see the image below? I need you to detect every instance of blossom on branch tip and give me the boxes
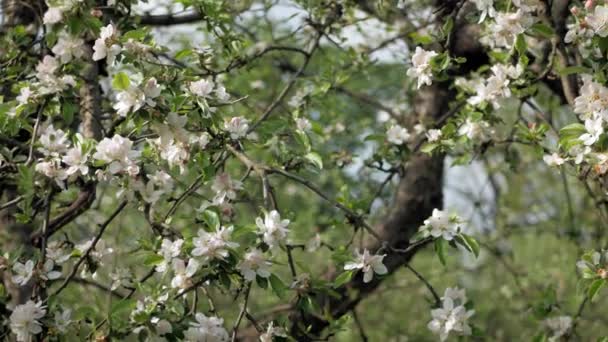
[344,249,388,283]
[419,209,462,241]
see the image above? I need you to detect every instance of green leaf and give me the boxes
[420,143,438,154]
[122,29,148,41]
[558,66,592,76]
[334,270,354,288]
[515,34,527,56]
[529,23,554,38]
[457,234,480,257]
[409,32,434,45]
[62,100,77,126]
[201,210,220,230]
[175,49,194,60]
[269,274,288,298]
[143,253,165,267]
[588,279,605,301]
[304,152,323,170]
[434,238,447,266]
[256,276,269,289]
[111,298,136,315]
[294,130,311,153]
[112,72,131,91]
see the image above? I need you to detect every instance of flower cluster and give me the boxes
[419,209,463,241]
[255,210,290,250]
[407,47,438,89]
[427,287,475,341]
[184,313,229,341]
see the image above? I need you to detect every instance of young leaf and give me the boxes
[434,238,447,266]
[588,279,605,302]
[112,72,131,91]
[458,233,480,257]
[334,270,354,288]
[269,274,288,299]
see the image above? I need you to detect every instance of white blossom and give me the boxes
[344,249,388,283]
[183,313,229,342]
[93,24,121,63]
[580,116,604,146]
[426,129,442,142]
[12,260,35,286]
[10,300,46,342]
[189,79,215,98]
[35,56,76,95]
[54,309,72,333]
[543,153,565,167]
[428,288,475,341]
[512,0,544,13]
[458,119,494,142]
[152,317,173,336]
[170,258,200,289]
[191,132,212,149]
[256,210,290,250]
[211,173,243,204]
[387,124,411,145]
[565,22,594,44]
[63,146,89,176]
[42,259,62,281]
[485,10,533,48]
[215,84,230,102]
[156,238,183,273]
[16,87,33,106]
[46,241,71,264]
[419,208,462,241]
[406,46,438,89]
[191,226,239,262]
[238,249,271,281]
[113,85,145,117]
[259,322,286,342]
[306,233,322,252]
[587,5,608,37]
[573,76,608,119]
[296,117,312,131]
[468,64,522,108]
[472,0,495,22]
[93,135,141,176]
[544,316,572,341]
[43,7,63,24]
[51,31,86,64]
[39,124,69,157]
[569,145,591,165]
[224,116,250,139]
[35,160,68,187]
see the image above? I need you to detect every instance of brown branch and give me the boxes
[30,182,96,245]
[51,200,128,297]
[139,11,205,26]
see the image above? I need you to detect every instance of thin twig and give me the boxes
[51,200,128,297]
[404,263,441,306]
[231,284,252,342]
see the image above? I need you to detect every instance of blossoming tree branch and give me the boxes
[0,0,607,340]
